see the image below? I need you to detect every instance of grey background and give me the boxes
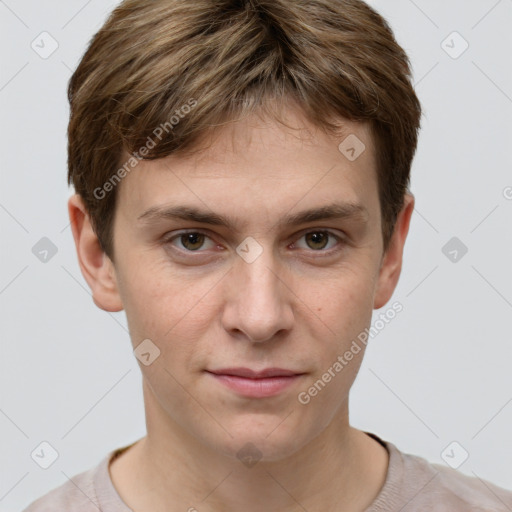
[1,0,511,510]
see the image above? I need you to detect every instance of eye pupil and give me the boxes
[181,233,205,251]
[306,232,329,250]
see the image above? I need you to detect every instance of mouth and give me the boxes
[205,367,306,398]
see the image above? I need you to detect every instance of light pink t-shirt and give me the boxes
[23,432,512,511]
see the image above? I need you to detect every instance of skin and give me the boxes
[69,103,414,512]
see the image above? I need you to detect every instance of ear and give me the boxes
[68,194,124,312]
[373,193,415,310]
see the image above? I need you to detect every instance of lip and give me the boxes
[208,367,302,378]
[206,368,306,398]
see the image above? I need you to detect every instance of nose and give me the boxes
[221,249,295,343]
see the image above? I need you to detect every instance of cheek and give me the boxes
[299,265,377,343]
[116,254,221,348]
[292,272,374,420]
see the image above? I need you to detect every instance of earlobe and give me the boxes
[68,194,124,312]
[373,193,415,310]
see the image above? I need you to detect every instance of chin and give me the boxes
[206,414,315,464]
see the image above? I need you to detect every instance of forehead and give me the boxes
[116,107,379,230]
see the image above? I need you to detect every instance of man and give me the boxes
[24,0,512,510]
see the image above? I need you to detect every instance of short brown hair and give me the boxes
[67,0,422,261]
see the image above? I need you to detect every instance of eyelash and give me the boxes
[162,229,346,257]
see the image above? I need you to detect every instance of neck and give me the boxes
[110,382,389,512]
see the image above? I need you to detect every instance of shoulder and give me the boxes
[22,455,109,512]
[397,445,512,511]
[365,432,512,512]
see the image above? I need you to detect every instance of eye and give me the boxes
[165,231,217,252]
[163,229,344,255]
[292,230,343,252]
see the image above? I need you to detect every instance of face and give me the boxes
[97,106,405,461]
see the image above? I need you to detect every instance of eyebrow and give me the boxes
[137,201,369,231]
